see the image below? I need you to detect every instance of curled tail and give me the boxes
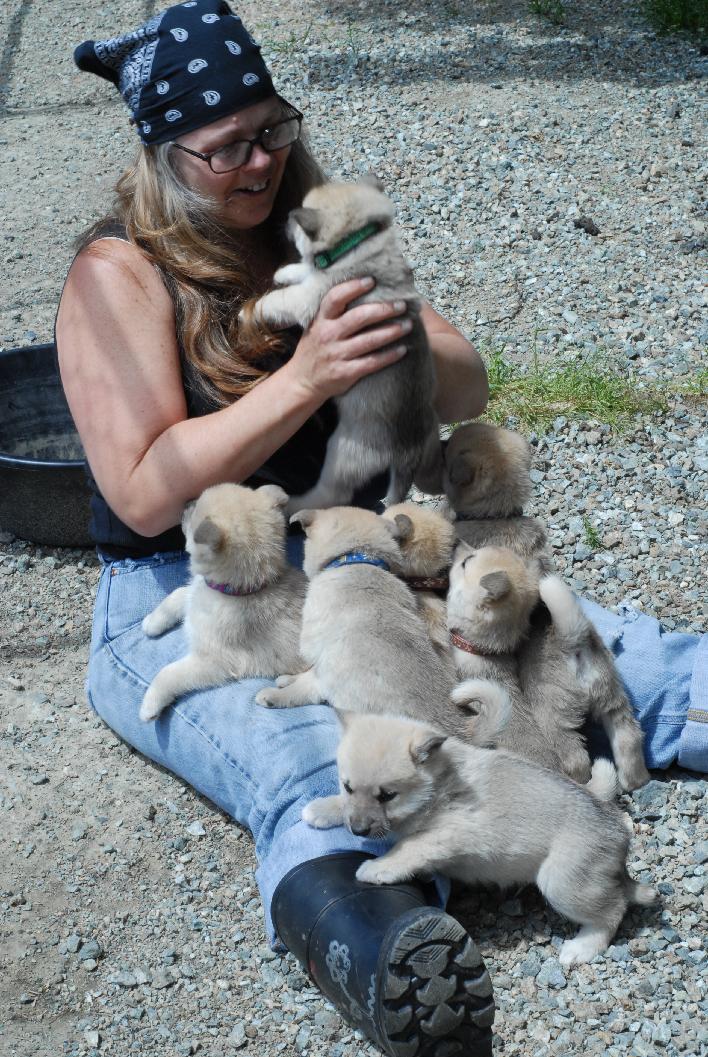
[451,678,512,747]
[585,758,620,801]
[538,574,591,647]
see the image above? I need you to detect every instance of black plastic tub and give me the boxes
[0,343,93,548]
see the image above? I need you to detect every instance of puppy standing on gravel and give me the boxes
[256,506,509,747]
[246,177,443,512]
[443,422,552,570]
[140,484,307,722]
[303,711,656,966]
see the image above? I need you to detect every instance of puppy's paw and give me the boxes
[355,858,406,886]
[302,796,343,829]
[275,673,298,688]
[558,933,606,967]
[139,688,169,722]
[255,685,298,709]
[142,611,166,637]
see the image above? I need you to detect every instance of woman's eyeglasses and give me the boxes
[169,99,303,174]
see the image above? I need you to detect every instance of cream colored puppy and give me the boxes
[304,712,656,967]
[247,176,443,511]
[140,483,306,721]
[381,501,456,655]
[256,506,509,747]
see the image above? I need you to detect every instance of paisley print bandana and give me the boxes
[74,0,276,145]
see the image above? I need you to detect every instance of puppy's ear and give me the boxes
[480,570,511,601]
[410,732,447,765]
[384,513,414,542]
[193,517,224,550]
[290,207,320,238]
[181,500,197,531]
[289,509,317,533]
[333,708,353,730]
[258,484,289,509]
[447,453,475,487]
[357,172,385,191]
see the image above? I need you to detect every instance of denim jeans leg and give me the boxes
[87,544,390,944]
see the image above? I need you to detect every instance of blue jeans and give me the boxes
[88,542,707,942]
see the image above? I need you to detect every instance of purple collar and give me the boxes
[204,578,265,596]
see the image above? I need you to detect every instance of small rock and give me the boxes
[186,820,206,837]
[79,939,102,962]
[229,1021,247,1048]
[573,215,600,236]
[536,957,567,989]
[66,934,82,954]
[84,1029,100,1048]
[110,970,138,988]
[151,966,177,989]
[30,774,49,786]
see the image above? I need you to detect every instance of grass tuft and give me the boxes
[528,0,567,26]
[583,518,602,550]
[643,0,707,35]
[484,345,671,432]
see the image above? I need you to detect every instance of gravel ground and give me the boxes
[1,2,706,1056]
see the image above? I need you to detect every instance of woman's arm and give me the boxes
[420,301,488,424]
[56,239,410,537]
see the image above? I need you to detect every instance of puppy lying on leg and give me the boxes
[304,711,656,966]
[140,484,307,721]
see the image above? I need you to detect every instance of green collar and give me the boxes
[313,222,381,270]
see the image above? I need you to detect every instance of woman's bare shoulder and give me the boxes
[63,235,173,314]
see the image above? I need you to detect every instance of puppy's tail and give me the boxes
[539,575,591,648]
[585,758,620,801]
[451,678,512,747]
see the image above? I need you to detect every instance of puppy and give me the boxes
[447,541,565,773]
[304,712,656,966]
[380,501,456,655]
[446,425,649,789]
[443,422,552,571]
[140,484,307,721]
[256,506,509,747]
[248,176,443,511]
[519,576,650,790]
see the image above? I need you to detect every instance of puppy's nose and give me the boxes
[350,824,371,837]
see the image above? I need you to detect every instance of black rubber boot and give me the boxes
[272,852,494,1057]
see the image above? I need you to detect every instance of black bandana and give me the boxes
[74,0,276,145]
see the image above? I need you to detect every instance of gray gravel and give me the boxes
[1,2,707,1056]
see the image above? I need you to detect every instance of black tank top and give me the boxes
[57,224,385,557]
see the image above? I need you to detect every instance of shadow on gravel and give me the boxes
[307,0,703,87]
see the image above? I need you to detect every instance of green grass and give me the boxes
[484,345,673,432]
[582,518,602,550]
[643,0,707,35]
[528,0,567,26]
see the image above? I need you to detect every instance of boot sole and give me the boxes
[376,907,495,1057]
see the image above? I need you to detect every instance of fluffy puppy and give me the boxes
[443,422,552,571]
[519,576,650,790]
[446,424,649,790]
[247,176,443,512]
[140,484,307,721]
[304,712,656,967]
[256,506,508,747]
[380,501,456,655]
[447,541,565,773]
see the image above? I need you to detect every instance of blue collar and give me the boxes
[324,551,390,572]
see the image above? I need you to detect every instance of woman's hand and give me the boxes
[288,277,412,401]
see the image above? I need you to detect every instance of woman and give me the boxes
[57,2,706,1053]
[57,4,495,1056]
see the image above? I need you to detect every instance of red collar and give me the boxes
[450,629,491,656]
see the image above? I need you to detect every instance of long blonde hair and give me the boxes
[80,123,324,407]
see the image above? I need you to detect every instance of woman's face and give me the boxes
[171,97,292,230]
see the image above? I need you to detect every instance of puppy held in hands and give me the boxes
[381,501,456,655]
[140,484,306,722]
[447,541,565,773]
[304,712,656,966]
[443,422,552,571]
[256,506,507,748]
[247,176,443,511]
